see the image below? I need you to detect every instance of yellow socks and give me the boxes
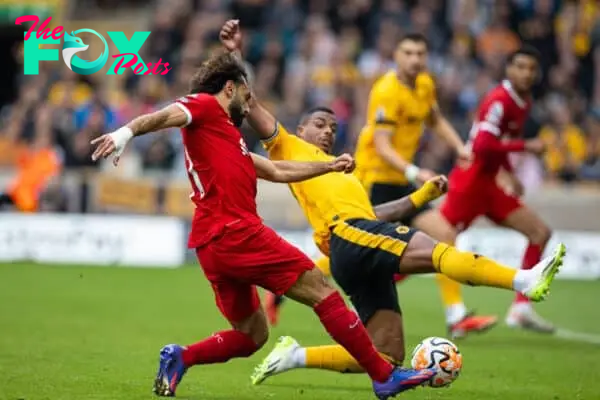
[432,243,516,290]
[306,345,363,373]
[436,274,464,306]
[314,256,331,277]
[305,345,398,373]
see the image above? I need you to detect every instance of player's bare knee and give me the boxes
[398,232,438,274]
[437,225,458,245]
[433,228,457,247]
[413,211,458,245]
[528,224,552,247]
[285,268,335,307]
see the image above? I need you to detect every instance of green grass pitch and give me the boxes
[1,263,599,400]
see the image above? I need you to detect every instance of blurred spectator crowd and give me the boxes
[1,0,600,213]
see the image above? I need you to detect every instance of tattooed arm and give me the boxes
[90,104,188,165]
[126,104,188,136]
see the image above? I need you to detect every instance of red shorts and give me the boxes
[440,183,522,231]
[196,223,314,323]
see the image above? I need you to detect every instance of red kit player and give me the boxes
[440,46,555,332]
[90,52,434,399]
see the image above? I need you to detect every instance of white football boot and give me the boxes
[505,243,565,333]
[505,302,556,333]
[251,336,302,385]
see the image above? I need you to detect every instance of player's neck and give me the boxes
[513,87,530,99]
[213,92,232,119]
[396,70,416,88]
[506,79,530,100]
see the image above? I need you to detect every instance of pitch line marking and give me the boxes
[554,328,600,345]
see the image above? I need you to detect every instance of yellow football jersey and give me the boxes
[263,124,377,255]
[354,71,437,185]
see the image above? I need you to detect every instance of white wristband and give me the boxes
[404,164,420,184]
[109,126,134,156]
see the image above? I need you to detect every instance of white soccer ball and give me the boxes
[410,336,463,387]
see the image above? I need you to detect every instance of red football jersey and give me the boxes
[175,94,260,248]
[449,80,531,191]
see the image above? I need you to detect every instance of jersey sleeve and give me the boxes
[472,98,526,156]
[369,83,400,129]
[174,94,209,127]
[478,100,504,137]
[261,123,294,160]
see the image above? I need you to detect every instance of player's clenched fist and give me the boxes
[422,175,448,200]
[220,19,242,52]
[329,153,356,173]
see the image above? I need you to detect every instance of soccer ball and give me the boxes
[410,336,462,387]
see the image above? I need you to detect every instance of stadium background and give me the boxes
[1,1,600,399]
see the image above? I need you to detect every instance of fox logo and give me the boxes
[61,29,108,75]
[62,31,88,69]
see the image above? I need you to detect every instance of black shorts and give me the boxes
[329,218,417,324]
[370,182,431,226]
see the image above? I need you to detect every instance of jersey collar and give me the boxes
[502,80,527,109]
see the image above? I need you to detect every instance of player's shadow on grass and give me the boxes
[260,381,371,393]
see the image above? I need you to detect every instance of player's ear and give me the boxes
[224,81,236,98]
[297,124,305,137]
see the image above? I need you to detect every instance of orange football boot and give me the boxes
[449,312,498,339]
[264,291,285,326]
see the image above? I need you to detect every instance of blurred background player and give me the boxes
[352,33,499,339]
[439,46,556,333]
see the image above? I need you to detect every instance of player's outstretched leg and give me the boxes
[264,257,332,326]
[398,232,566,302]
[284,268,435,399]
[253,309,406,386]
[153,297,268,396]
[252,336,390,385]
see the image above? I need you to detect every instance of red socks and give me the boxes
[515,244,542,303]
[314,292,393,383]
[181,330,257,367]
[180,292,395,384]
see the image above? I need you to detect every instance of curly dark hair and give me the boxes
[189,51,248,94]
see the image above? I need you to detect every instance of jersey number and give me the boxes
[239,138,249,156]
[184,147,205,199]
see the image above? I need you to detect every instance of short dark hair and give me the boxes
[398,32,429,49]
[507,45,541,64]
[300,106,335,125]
[189,51,248,94]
